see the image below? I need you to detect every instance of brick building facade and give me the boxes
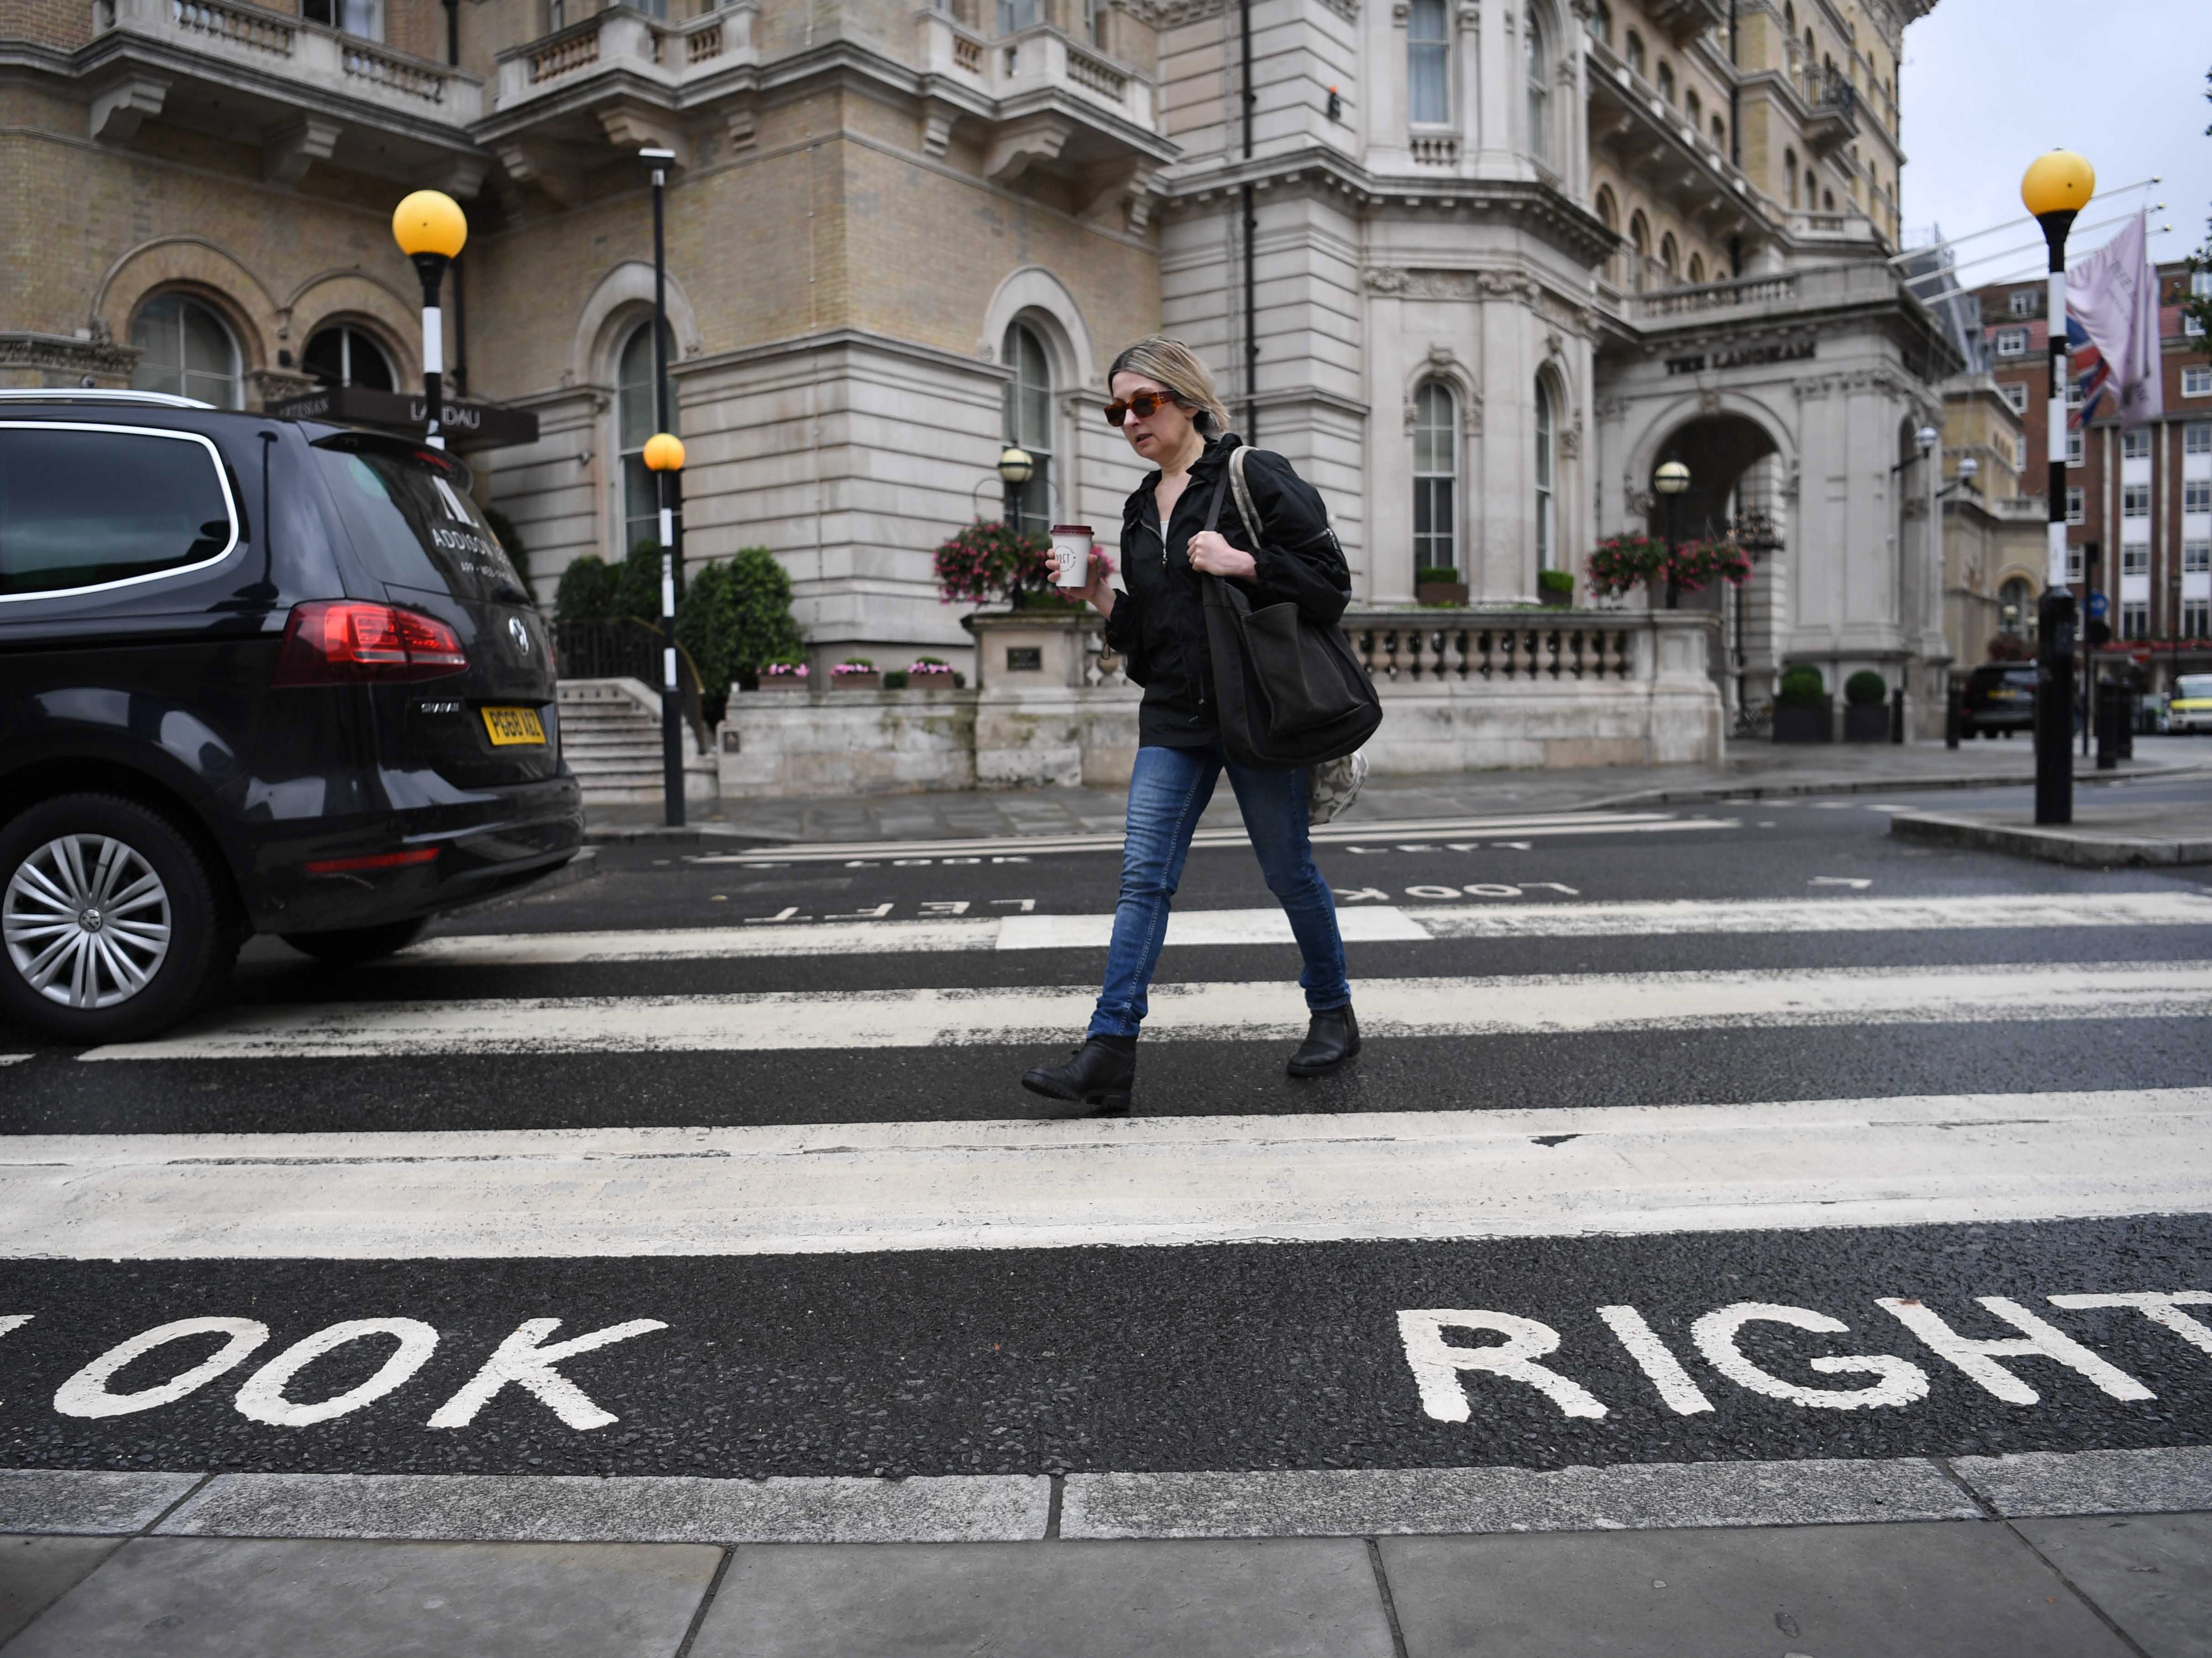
[1980,261,2212,692]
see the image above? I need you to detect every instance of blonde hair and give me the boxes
[1107,336,1232,434]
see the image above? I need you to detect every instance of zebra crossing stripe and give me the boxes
[695,811,1739,865]
[4,1089,2206,1259]
[84,962,2212,1061]
[391,893,2212,966]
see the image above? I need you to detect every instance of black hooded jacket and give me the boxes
[1101,433,1350,748]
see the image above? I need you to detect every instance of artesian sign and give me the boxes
[272,385,539,449]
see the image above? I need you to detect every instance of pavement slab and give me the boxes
[685,1538,1398,1658]
[1378,1520,2133,1658]
[0,1470,202,1535]
[0,1536,122,1646]
[0,1536,721,1658]
[1953,1446,2212,1517]
[2015,1512,2212,1658]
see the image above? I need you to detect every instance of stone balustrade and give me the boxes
[717,607,1721,799]
[493,5,756,112]
[913,13,1156,132]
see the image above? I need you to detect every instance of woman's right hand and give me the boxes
[1051,550,1114,617]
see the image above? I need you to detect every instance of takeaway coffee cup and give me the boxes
[1050,525,1095,592]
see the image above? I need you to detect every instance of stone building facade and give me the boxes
[5,0,1956,720]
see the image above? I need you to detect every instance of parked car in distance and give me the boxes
[1960,662,2037,739]
[0,390,583,1044]
[2170,674,2212,736]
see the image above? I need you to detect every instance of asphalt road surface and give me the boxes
[1,772,2207,1534]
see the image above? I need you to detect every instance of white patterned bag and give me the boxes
[1307,748,1368,826]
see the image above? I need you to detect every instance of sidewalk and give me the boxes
[586,738,2211,845]
[4,1451,2206,1656]
[1893,800,2212,867]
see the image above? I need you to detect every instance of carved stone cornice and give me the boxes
[0,332,142,382]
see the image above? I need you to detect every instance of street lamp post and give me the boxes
[998,445,1035,531]
[1654,460,1690,610]
[644,432,686,828]
[2022,148,2095,825]
[390,191,468,449]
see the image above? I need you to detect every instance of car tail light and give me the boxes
[273,601,468,686]
[304,848,441,876]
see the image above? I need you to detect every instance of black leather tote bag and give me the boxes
[1199,449,1382,770]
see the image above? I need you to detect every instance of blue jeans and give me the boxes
[1088,743,1351,1039]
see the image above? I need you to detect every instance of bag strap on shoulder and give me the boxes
[1226,444,1265,547]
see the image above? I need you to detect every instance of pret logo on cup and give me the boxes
[1050,525,1095,590]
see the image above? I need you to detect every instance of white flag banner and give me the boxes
[2067,210,2163,430]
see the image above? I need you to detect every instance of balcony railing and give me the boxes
[493,5,756,113]
[97,0,482,123]
[915,14,1156,131]
[1632,272,1799,320]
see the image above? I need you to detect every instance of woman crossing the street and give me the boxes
[1020,336,1360,1117]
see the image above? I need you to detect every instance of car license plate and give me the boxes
[481,706,546,746]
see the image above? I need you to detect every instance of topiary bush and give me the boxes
[1845,669,1888,706]
[1778,665,1826,707]
[1416,565,1461,585]
[677,547,804,720]
[1538,568,1575,594]
[553,554,619,623]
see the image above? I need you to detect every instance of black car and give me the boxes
[0,390,582,1043]
[1960,662,2037,738]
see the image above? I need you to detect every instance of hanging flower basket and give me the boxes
[1586,534,1668,598]
[933,520,1054,610]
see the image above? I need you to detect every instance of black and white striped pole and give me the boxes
[644,432,686,828]
[391,191,467,451]
[2022,150,2094,826]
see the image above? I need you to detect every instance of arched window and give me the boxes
[1687,251,1706,284]
[1623,29,1644,77]
[302,323,395,392]
[131,294,241,408]
[1591,0,1611,46]
[1656,60,1675,104]
[1594,186,1618,232]
[1002,320,1054,539]
[1807,170,1818,207]
[1411,380,1457,575]
[1784,1,1795,30]
[1998,576,2031,636]
[1822,187,1834,211]
[1685,88,1701,127]
[1533,375,1555,573]
[1784,148,1799,207]
[1659,231,1679,283]
[618,319,678,557]
[1407,0,1451,126]
[1523,10,1549,162]
[1629,210,1651,290]
[1711,114,1726,149]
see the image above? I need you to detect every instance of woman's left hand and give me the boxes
[1186,531,1258,580]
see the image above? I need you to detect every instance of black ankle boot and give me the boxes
[1287,1005,1359,1077]
[1021,1035,1135,1116]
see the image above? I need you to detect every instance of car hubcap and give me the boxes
[4,835,173,1009]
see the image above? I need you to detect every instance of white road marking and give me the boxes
[0,1055,29,1066]
[81,962,2212,1061]
[692,811,1737,865]
[2,1088,2207,1259]
[388,892,2212,967]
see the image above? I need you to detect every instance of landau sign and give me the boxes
[272,385,539,449]
[1664,337,1817,377]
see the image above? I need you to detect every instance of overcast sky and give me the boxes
[1899,0,2210,277]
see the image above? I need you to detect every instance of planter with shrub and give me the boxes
[1842,669,1890,742]
[1415,565,1468,606]
[756,657,809,692]
[1537,568,1574,608]
[828,658,880,691]
[1773,664,1832,744]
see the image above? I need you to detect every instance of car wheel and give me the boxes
[0,794,236,1045]
[282,917,430,966]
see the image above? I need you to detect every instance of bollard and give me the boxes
[1890,686,1905,744]
[2094,683,2119,771]
[1945,682,1963,749]
[2116,687,2135,760]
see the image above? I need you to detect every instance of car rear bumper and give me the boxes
[1963,706,2035,730]
[241,772,585,935]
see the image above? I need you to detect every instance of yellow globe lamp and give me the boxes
[2020,150,2094,223]
[392,190,468,261]
[642,432,686,473]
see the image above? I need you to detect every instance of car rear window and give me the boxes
[1969,667,2035,689]
[315,441,526,605]
[0,423,238,598]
